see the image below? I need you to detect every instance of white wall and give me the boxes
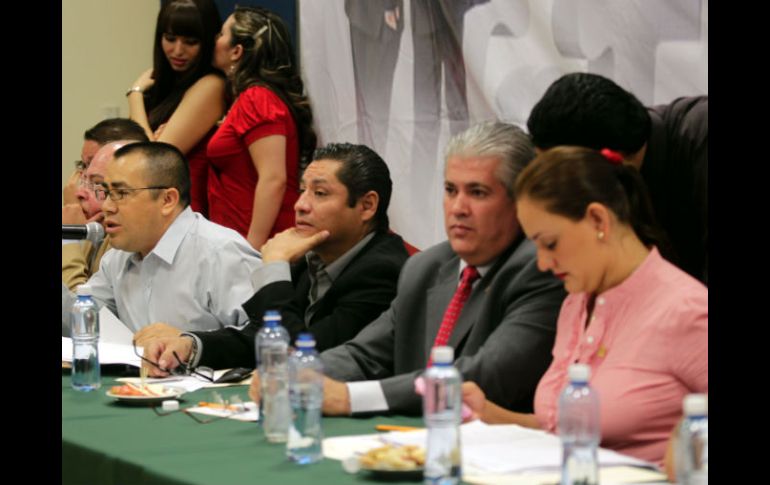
[62,0,159,196]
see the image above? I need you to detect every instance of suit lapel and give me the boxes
[441,236,524,353]
[292,259,312,313]
[304,232,381,324]
[425,256,461,359]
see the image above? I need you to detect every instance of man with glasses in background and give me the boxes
[63,141,139,290]
[62,118,148,206]
[61,142,261,344]
[62,119,148,291]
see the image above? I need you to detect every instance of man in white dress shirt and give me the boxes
[61,142,262,341]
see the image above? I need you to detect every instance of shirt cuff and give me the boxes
[180,332,204,368]
[250,261,291,292]
[62,240,80,246]
[347,381,389,414]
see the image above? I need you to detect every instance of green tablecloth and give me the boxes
[62,375,424,485]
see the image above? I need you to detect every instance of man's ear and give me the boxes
[359,190,379,224]
[160,188,181,216]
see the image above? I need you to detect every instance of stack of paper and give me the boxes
[62,337,142,367]
[323,421,668,484]
[62,306,139,366]
[382,421,653,474]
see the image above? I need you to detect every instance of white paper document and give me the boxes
[62,337,142,367]
[185,403,259,422]
[98,307,134,345]
[324,420,665,483]
[382,421,653,474]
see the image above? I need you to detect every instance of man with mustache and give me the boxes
[62,119,148,291]
[250,122,566,416]
[142,143,409,373]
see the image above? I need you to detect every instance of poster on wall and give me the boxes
[299,0,708,249]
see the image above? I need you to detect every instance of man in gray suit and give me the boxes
[250,121,566,416]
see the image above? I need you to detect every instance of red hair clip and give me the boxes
[600,148,624,165]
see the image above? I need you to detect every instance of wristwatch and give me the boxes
[180,333,199,371]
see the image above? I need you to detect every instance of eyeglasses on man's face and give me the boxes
[94,186,170,202]
[77,174,103,195]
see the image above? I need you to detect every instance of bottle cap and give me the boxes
[263,309,281,327]
[683,393,708,416]
[296,332,316,348]
[567,363,591,383]
[431,346,454,364]
[161,400,179,412]
[76,284,93,296]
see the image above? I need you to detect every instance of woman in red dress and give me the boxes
[209,6,317,249]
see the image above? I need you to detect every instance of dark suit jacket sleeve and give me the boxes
[191,277,301,370]
[300,255,405,351]
[380,247,565,415]
[195,233,408,369]
[191,324,257,370]
[244,233,407,352]
[320,303,398,383]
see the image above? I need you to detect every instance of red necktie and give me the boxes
[430,266,480,359]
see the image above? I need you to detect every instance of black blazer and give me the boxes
[193,231,409,369]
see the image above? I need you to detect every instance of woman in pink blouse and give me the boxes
[208,6,316,249]
[462,146,707,467]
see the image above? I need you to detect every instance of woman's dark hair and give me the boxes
[145,0,223,130]
[514,146,669,252]
[228,6,317,167]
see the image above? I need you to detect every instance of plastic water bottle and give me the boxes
[70,284,101,391]
[558,363,600,485]
[676,394,708,485]
[287,333,324,464]
[422,346,462,485]
[255,310,291,443]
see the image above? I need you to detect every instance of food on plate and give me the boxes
[358,444,426,470]
[109,383,168,397]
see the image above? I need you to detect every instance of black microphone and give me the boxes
[62,222,105,245]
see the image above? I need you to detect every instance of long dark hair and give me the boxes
[227,6,317,167]
[514,146,670,253]
[145,0,223,130]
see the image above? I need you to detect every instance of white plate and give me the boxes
[106,385,185,404]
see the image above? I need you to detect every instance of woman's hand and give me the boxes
[153,123,167,140]
[132,68,156,92]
